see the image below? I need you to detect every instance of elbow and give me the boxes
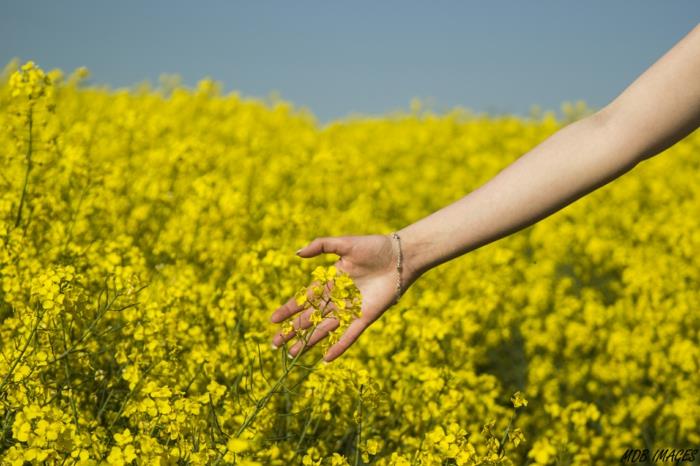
[589,104,658,167]
[594,100,700,166]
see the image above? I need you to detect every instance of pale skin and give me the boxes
[270,23,700,363]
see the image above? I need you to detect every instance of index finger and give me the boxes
[269,280,332,323]
[270,295,304,324]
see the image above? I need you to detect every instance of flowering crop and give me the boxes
[0,60,698,465]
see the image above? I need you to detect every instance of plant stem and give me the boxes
[234,336,322,438]
[0,304,44,394]
[497,409,516,458]
[354,384,364,466]
[214,283,333,464]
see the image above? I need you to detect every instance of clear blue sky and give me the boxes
[2,1,698,123]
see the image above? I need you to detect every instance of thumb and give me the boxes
[296,236,351,258]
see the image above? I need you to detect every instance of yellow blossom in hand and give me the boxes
[309,308,323,326]
[294,286,308,306]
[281,320,294,335]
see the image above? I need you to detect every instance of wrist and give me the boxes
[395,224,434,286]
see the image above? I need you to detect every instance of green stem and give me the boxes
[218,326,326,462]
[234,338,323,438]
[354,384,364,466]
[211,352,325,466]
[62,356,81,433]
[0,304,44,394]
[213,285,333,464]
[497,409,517,458]
[293,387,317,455]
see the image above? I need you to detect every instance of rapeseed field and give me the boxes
[1,61,698,465]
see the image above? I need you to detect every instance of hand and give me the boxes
[269,234,420,363]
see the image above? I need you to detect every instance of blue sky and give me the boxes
[2,1,698,123]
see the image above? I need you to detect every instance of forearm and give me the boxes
[398,24,700,281]
[398,110,637,278]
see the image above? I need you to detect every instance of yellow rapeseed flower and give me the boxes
[511,391,528,409]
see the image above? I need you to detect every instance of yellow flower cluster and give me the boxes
[8,61,53,102]
[288,265,362,353]
[1,60,698,464]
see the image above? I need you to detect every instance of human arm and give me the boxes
[399,22,700,277]
[270,23,700,363]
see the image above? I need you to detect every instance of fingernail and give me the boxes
[295,248,302,256]
[287,351,295,359]
[322,360,329,365]
[271,343,279,350]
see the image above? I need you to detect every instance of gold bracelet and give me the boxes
[391,232,403,305]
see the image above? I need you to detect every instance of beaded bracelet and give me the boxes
[391,232,403,305]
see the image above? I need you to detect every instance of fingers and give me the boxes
[271,283,337,348]
[297,236,352,258]
[270,280,331,323]
[287,317,341,357]
[322,317,368,363]
[271,306,314,348]
[270,295,304,324]
[272,297,368,363]
[271,235,357,357]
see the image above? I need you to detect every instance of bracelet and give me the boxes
[391,232,403,305]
